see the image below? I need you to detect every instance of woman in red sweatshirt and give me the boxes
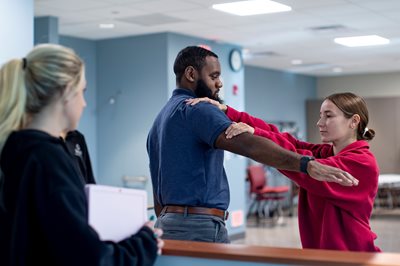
[187,92,380,252]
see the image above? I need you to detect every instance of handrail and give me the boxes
[162,240,400,266]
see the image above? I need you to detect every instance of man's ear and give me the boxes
[184,66,197,83]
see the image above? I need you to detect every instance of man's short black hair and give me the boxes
[173,46,218,84]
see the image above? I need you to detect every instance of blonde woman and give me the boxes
[0,44,162,265]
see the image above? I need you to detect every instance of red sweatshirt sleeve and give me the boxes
[226,106,332,157]
[226,106,280,133]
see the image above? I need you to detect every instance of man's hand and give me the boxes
[307,160,359,186]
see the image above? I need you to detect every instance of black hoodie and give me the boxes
[0,130,157,266]
[65,130,96,184]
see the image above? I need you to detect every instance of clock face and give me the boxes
[229,49,243,72]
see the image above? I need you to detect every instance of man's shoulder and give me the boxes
[186,102,231,129]
[185,100,223,116]
[161,95,219,119]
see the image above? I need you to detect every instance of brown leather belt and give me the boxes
[162,205,229,220]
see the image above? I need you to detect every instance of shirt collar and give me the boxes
[173,88,196,97]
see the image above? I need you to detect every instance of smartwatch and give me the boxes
[300,156,315,175]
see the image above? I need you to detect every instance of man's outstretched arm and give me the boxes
[215,132,358,186]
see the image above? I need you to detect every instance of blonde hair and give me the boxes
[0,44,83,153]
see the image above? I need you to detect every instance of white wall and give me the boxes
[0,0,33,64]
[317,72,400,98]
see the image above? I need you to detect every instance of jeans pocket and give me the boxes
[212,218,229,243]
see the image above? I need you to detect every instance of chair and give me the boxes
[247,165,289,225]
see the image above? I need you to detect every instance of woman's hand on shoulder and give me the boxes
[185,97,227,112]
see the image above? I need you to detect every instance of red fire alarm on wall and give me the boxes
[232,84,238,95]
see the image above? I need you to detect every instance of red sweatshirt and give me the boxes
[226,106,380,252]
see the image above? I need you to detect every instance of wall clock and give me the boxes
[229,49,243,72]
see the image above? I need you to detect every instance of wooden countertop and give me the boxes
[162,240,400,266]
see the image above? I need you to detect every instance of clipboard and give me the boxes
[85,184,147,242]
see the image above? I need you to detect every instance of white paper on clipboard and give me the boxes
[85,184,147,242]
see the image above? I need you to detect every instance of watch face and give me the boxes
[229,49,243,72]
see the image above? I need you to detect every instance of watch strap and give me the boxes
[300,156,315,174]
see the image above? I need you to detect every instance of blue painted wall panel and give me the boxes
[96,33,169,197]
[244,66,316,140]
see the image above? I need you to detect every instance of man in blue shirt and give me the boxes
[147,46,357,243]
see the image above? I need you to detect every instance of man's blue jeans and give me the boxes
[155,212,230,243]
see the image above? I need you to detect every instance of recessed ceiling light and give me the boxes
[334,35,389,47]
[212,0,291,16]
[291,59,302,65]
[99,23,115,29]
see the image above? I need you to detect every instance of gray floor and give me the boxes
[233,209,400,253]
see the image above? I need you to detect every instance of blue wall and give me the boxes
[35,16,59,44]
[244,66,316,140]
[96,33,169,192]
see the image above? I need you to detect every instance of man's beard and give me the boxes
[194,79,223,103]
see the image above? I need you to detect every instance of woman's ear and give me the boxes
[351,114,361,128]
[184,66,197,83]
[61,84,77,105]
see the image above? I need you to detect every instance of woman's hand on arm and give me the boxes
[225,122,255,139]
[185,97,227,112]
